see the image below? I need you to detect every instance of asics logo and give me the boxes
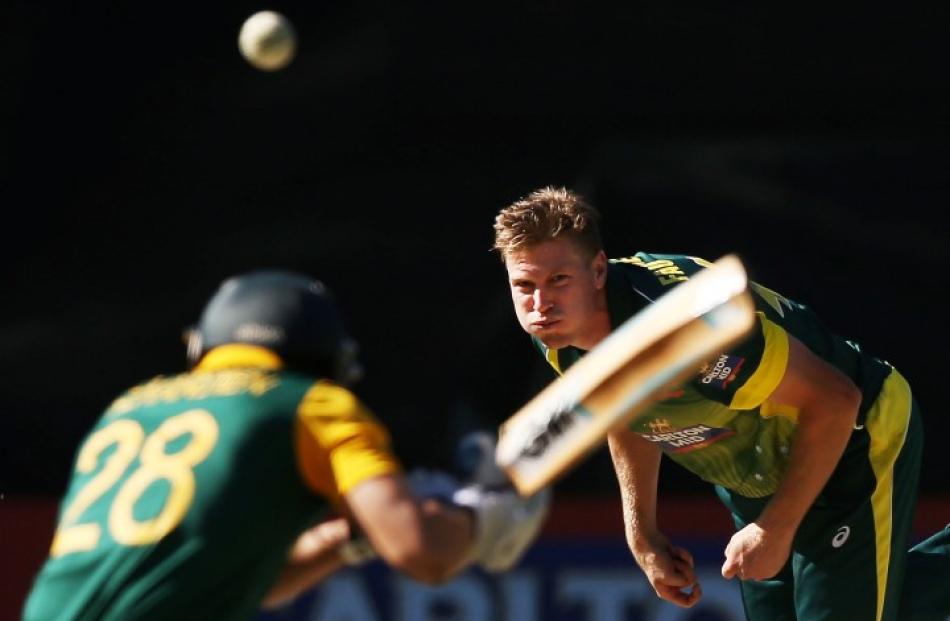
[832,526,851,548]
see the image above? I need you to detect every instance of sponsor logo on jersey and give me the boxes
[699,354,745,389]
[639,422,735,453]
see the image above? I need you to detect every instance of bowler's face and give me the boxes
[504,238,608,350]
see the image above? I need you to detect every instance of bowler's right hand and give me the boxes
[633,533,702,608]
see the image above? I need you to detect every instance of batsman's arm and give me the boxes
[345,467,549,582]
[346,473,476,584]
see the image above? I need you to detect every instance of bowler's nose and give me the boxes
[533,287,554,313]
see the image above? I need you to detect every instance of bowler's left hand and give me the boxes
[721,522,792,581]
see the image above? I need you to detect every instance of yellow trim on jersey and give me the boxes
[295,381,402,498]
[194,344,284,371]
[758,401,799,423]
[865,369,911,621]
[545,347,563,375]
[729,313,789,410]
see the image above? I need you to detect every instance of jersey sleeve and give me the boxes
[611,254,791,410]
[691,309,790,410]
[294,381,402,499]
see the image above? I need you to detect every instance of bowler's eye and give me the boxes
[551,274,570,285]
[512,280,533,293]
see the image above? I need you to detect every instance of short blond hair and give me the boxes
[493,186,603,260]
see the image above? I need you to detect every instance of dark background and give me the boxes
[3,2,948,497]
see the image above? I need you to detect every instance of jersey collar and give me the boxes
[195,344,285,371]
[605,261,650,331]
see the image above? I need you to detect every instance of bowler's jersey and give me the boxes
[535,252,893,498]
[23,344,400,621]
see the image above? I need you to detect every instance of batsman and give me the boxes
[22,270,549,620]
[492,186,950,621]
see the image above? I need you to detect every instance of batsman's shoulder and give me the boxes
[297,379,374,422]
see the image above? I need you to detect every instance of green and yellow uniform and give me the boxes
[536,252,944,621]
[23,344,400,621]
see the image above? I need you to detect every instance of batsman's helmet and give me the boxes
[186,270,362,385]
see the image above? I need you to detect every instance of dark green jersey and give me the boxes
[534,252,894,497]
[23,345,400,621]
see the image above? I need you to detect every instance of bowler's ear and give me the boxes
[592,250,608,288]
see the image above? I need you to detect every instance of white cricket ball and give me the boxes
[238,11,297,71]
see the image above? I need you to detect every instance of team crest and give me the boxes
[649,419,675,434]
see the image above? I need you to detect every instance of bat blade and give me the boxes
[495,254,757,496]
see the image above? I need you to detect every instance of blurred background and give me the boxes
[2,2,948,619]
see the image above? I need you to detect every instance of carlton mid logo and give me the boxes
[639,422,735,453]
[699,354,745,389]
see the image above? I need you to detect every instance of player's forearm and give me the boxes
[347,475,475,584]
[412,499,478,582]
[370,497,475,584]
[608,428,663,551]
[758,398,860,535]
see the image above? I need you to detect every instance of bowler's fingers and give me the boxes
[656,581,703,608]
[721,553,740,580]
[669,545,694,568]
[669,545,697,585]
[683,582,703,607]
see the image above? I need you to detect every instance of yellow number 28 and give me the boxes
[50,409,219,557]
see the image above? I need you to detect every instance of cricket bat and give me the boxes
[495,254,757,496]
